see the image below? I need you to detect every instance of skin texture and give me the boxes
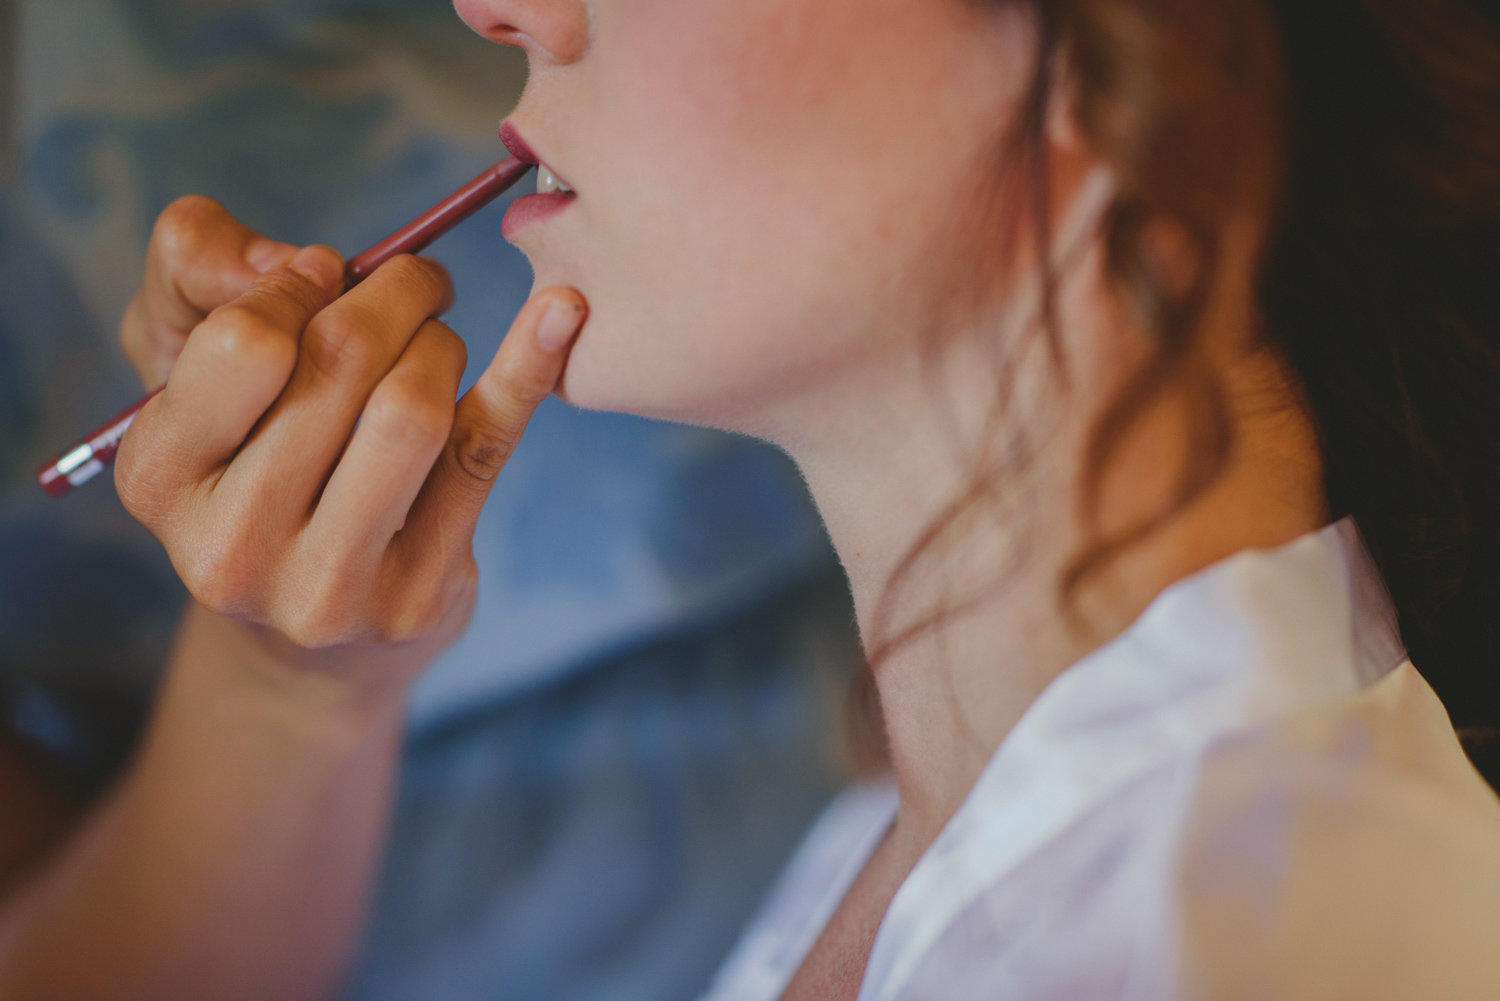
[0,0,1329,998]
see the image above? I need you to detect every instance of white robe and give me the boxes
[705,520,1500,1000]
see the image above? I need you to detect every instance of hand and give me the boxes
[115,204,587,695]
[120,195,301,390]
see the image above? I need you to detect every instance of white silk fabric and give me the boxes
[705,519,1500,1001]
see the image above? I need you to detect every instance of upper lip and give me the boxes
[499,121,574,191]
[498,121,539,164]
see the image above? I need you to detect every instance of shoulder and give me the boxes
[1179,664,1500,1001]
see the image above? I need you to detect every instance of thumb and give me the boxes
[399,288,588,558]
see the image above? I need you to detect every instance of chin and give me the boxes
[545,313,643,412]
[522,254,791,434]
[552,323,680,418]
[548,317,763,434]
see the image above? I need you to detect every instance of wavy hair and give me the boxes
[853,0,1500,788]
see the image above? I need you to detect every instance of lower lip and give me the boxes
[502,191,577,240]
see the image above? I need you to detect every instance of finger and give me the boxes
[226,255,454,510]
[396,288,587,566]
[305,320,467,574]
[122,195,298,388]
[118,245,347,512]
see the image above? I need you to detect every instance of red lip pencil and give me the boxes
[37,156,534,499]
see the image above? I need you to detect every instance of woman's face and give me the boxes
[455,0,1036,437]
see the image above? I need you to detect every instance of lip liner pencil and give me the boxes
[37,156,534,499]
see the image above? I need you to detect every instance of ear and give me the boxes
[1045,53,1090,155]
[1041,50,1115,258]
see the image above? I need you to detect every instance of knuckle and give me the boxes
[249,268,330,316]
[184,543,256,619]
[279,592,353,650]
[428,321,468,372]
[384,608,432,646]
[203,301,271,338]
[384,582,455,645]
[280,574,381,650]
[201,304,298,371]
[302,310,379,382]
[191,575,240,620]
[365,380,453,452]
[114,442,163,527]
[153,195,227,268]
[498,353,559,405]
[280,614,344,652]
[278,617,325,651]
[383,254,451,305]
[114,416,188,531]
[444,558,480,620]
[452,415,522,486]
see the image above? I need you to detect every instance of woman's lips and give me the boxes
[498,121,577,239]
[502,190,577,240]
[498,121,539,164]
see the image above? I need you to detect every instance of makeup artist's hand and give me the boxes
[120,196,301,390]
[114,213,587,693]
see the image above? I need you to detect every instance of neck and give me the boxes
[774,288,1327,855]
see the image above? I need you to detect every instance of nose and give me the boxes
[453,0,590,65]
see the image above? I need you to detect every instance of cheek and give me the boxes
[588,0,889,289]
[545,0,1037,426]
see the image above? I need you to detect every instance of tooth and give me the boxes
[537,166,559,194]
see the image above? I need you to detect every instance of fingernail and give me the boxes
[289,246,344,290]
[536,297,585,353]
[245,238,298,273]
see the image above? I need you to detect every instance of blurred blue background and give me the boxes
[0,1,858,997]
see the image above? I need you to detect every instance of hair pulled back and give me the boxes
[1031,0,1500,783]
[853,0,1500,784]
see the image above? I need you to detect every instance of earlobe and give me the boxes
[452,0,590,65]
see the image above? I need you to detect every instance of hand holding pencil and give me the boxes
[38,156,534,497]
[85,182,585,687]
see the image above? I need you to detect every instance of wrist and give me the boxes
[170,603,419,748]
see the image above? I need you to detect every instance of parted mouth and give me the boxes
[499,121,574,194]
